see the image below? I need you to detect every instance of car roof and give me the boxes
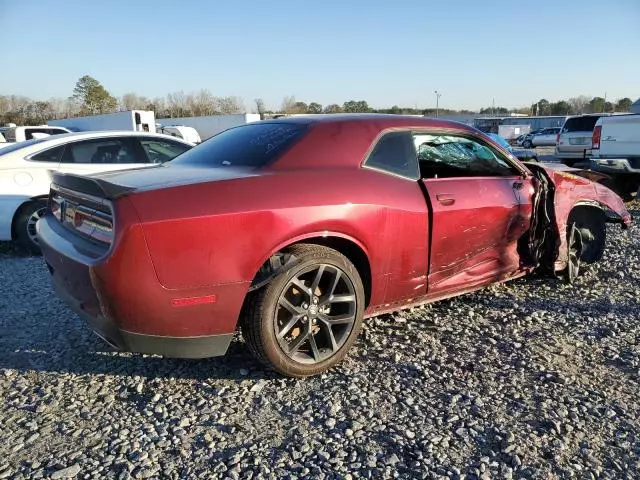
[258,113,477,131]
[0,130,195,157]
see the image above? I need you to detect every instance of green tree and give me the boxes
[70,75,117,115]
[588,97,605,113]
[535,99,550,116]
[323,104,343,114]
[307,102,323,114]
[479,106,508,115]
[550,101,571,115]
[342,100,370,113]
[615,97,633,112]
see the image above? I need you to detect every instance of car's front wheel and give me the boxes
[241,244,365,377]
[14,200,47,255]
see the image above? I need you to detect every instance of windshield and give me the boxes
[562,116,601,133]
[171,122,307,168]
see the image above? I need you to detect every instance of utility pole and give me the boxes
[434,90,441,117]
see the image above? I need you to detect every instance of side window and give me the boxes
[139,139,191,164]
[61,138,146,164]
[364,131,419,179]
[30,145,65,163]
[414,133,518,179]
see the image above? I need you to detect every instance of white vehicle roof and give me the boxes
[0,130,195,158]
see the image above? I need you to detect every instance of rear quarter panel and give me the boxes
[128,169,430,309]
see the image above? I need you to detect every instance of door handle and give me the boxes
[436,194,455,206]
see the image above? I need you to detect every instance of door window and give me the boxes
[139,138,191,164]
[61,137,145,164]
[414,133,517,179]
[29,145,65,163]
[364,131,419,179]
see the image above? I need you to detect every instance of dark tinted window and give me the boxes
[61,138,146,164]
[30,145,65,162]
[365,131,419,179]
[24,128,69,140]
[140,139,191,163]
[172,123,306,168]
[562,116,602,133]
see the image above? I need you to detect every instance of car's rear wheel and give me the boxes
[241,244,364,377]
[523,140,533,148]
[14,200,47,255]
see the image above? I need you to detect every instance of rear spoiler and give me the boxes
[49,171,135,200]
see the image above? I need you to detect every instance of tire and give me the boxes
[241,244,365,377]
[571,208,606,264]
[523,140,533,149]
[14,200,47,255]
[561,160,576,167]
[565,223,583,284]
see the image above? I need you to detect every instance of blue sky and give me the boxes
[1,0,638,111]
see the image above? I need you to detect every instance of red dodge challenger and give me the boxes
[37,115,631,377]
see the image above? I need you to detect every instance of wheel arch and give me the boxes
[10,195,48,240]
[249,232,373,308]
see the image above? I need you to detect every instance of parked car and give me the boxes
[515,129,542,147]
[487,133,538,162]
[588,114,640,201]
[555,115,611,166]
[37,115,631,378]
[0,131,194,253]
[0,125,71,148]
[522,128,561,148]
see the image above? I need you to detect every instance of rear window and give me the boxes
[562,116,602,133]
[0,137,53,156]
[171,122,306,168]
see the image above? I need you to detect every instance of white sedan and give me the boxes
[0,131,194,253]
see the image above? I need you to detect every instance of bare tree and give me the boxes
[120,93,151,111]
[254,98,266,118]
[166,91,189,117]
[567,96,591,115]
[218,96,245,114]
[281,95,297,114]
[188,89,217,116]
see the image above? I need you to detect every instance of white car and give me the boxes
[0,131,194,253]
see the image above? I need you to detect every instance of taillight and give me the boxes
[592,125,602,150]
[69,206,113,245]
[50,188,114,246]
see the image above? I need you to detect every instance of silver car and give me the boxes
[522,128,561,148]
[555,115,608,166]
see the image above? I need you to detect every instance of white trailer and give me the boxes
[49,110,156,133]
[155,114,261,140]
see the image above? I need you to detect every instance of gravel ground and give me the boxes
[0,201,638,480]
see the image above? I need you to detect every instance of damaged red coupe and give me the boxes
[38,115,631,377]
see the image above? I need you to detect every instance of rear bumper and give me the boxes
[589,158,640,174]
[50,274,233,357]
[555,147,590,159]
[38,213,243,358]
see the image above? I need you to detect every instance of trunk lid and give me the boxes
[52,164,259,200]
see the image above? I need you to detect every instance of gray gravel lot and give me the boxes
[0,201,638,480]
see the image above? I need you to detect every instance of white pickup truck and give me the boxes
[0,125,71,148]
[589,114,640,201]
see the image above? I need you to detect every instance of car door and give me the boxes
[56,136,155,176]
[415,132,534,296]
